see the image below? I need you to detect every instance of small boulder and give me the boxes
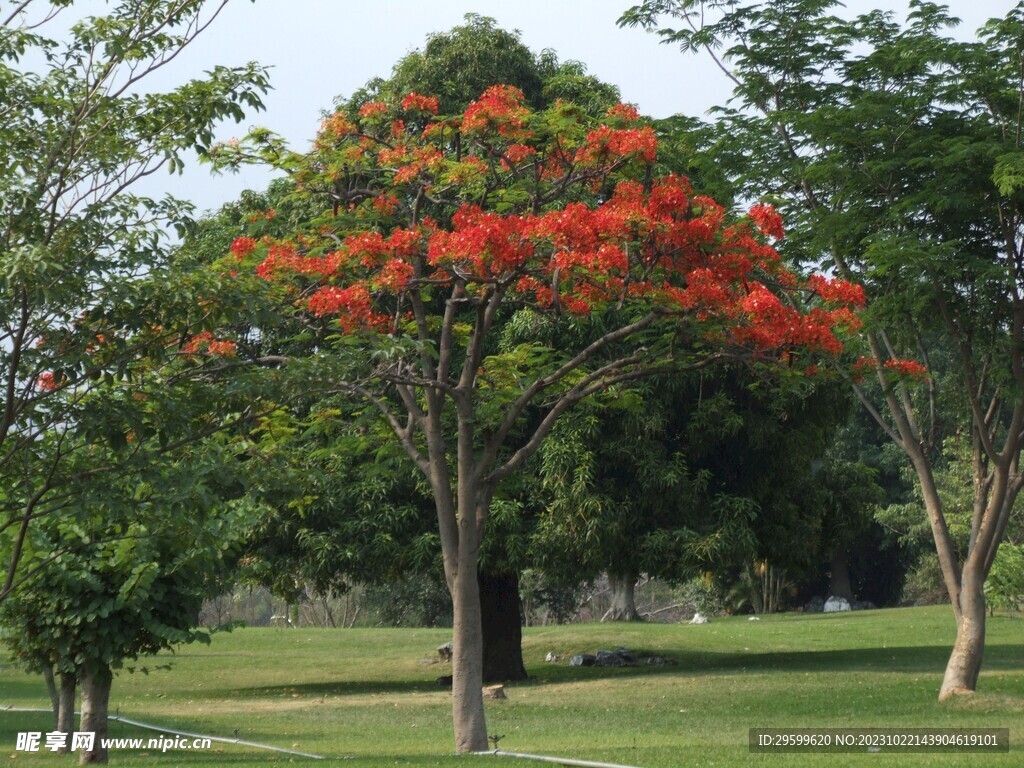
[823,596,852,613]
[748,616,761,621]
[569,653,597,667]
[851,600,877,611]
[690,612,709,624]
[544,652,561,663]
[615,647,638,664]
[804,596,825,613]
[595,650,628,667]
[437,641,453,662]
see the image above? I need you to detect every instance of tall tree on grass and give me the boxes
[0,0,268,600]
[346,21,621,681]
[621,0,1024,699]
[216,87,863,751]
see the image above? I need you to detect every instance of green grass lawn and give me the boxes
[1,606,1022,766]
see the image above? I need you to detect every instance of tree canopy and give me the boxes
[0,0,270,604]
[621,0,1024,700]
[212,73,865,749]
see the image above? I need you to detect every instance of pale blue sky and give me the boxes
[115,0,1012,215]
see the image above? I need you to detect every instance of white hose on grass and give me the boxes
[476,748,643,768]
[1,705,324,760]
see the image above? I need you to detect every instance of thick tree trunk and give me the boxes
[939,566,986,701]
[479,569,527,682]
[828,549,854,602]
[602,572,641,621]
[79,665,112,764]
[451,562,488,753]
[58,671,77,751]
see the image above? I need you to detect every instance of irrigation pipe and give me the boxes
[1,706,324,760]
[476,748,643,768]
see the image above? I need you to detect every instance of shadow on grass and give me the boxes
[220,678,454,698]
[523,643,1024,685]
[212,643,1024,700]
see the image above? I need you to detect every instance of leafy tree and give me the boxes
[621,0,1024,699]
[534,372,760,620]
[350,14,619,117]
[233,21,624,685]
[1,440,253,764]
[0,0,269,601]
[214,84,862,750]
[985,543,1024,613]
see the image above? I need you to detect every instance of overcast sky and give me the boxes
[114,0,1012,216]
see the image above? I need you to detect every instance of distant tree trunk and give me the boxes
[43,666,59,730]
[828,549,854,601]
[58,671,77,751]
[479,569,527,682]
[79,665,112,764]
[602,571,641,621]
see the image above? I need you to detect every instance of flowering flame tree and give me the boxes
[217,86,864,752]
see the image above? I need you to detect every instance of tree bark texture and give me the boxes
[602,572,641,621]
[79,665,112,764]
[43,666,58,730]
[939,565,986,701]
[58,671,77,751]
[828,549,854,602]
[479,569,527,682]
[451,561,488,753]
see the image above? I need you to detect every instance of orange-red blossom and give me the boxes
[239,86,868,362]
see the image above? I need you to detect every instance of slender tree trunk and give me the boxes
[479,569,527,682]
[58,671,77,750]
[939,563,987,701]
[602,571,641,621]
[43,666,59,730]
[451,559,488,753]
[79,665,112,764]
[828,549,854,602]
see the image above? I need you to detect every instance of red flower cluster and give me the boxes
[317,112,356,145]
[184,331,237,358]
[576,125,657,165]
[606,103,641,122]
[428,205,534,276]
[401,92,440,114]
[884,358,929,379]
[748,203,784,240]
[230,236,258,259]
[255,243,341,279]
[247,87,866,353]
[392,146,443,185]
[727,285,840,354]
[358,100,389,119]
[501,143,537,169]
[461,85,529,137]
[808,274,867,306]
[307,285,389,332]
[36,371,60,391]
[373,194,399,215]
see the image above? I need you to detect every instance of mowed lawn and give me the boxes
[1,606,1022,767]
